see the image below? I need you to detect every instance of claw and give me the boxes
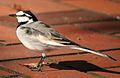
[20,63,43,72]
[33,63,44,72]
[31,66,43,72]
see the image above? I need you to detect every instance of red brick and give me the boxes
[0,53,119,78]
[0,70,12,76]
[62,0,120,16]
[0,0,76,15]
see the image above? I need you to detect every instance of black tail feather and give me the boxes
[107,55,117,61]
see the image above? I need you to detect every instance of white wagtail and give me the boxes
[9,10,116,71]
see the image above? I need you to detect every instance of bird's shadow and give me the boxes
[48,60,120,74]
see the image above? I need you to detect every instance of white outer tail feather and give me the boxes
[72,47,108,58]
[70,46,117,61]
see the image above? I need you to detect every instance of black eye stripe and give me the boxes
[17,14,28,17]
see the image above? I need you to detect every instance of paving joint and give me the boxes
[76,25,120,39]
[0,47,119,63]
[0,65,31,78]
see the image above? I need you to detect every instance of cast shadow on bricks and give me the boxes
[49,60,120,74]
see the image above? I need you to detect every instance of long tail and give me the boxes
[70,45,117,61]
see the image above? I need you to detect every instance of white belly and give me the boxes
[16,27,36,50]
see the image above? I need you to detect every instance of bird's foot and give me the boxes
[19,58,59,72]
[21,63,44,72]
[31,65,43,72]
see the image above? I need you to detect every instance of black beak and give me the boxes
[9,14,17,17]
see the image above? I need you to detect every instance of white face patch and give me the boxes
[16,11,33,23]
[16,16,29,23]
[16,11,24,16]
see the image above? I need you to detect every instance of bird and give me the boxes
[9,10,116,71]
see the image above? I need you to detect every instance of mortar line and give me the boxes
[0,48,119,62]
[0,65,31,78]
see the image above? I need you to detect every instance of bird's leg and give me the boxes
[32,53,46,72]
[37,53,46,71]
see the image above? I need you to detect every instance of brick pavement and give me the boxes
[0,0,120,78]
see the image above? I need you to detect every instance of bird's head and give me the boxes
[9,10,38,25]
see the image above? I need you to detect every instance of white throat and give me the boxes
[16,16,33,24]
[26,19,34,24]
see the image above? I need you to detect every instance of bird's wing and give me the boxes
[24,21,79,46]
